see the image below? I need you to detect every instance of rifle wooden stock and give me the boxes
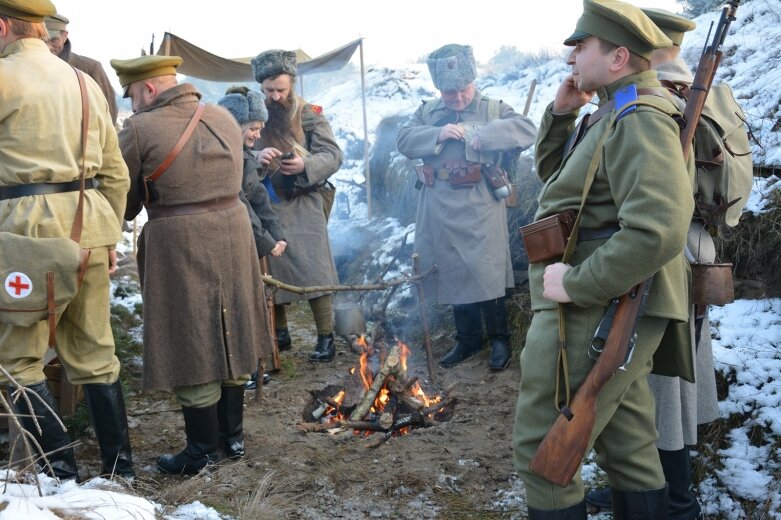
[529,281,649,487]
[680,0,740,160]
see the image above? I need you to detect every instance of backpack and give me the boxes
[667,82,753,227]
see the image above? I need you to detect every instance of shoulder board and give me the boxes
[308,104,323,115]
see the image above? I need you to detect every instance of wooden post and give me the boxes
[523,78,537,117]
[412,254,435,382]
[260,256,281,373]
[359,38,372,219]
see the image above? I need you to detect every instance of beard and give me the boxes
[263,93,294,144]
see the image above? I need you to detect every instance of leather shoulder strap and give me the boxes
[146,102,206,183]
[70,68,89,244]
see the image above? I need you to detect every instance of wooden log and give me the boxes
[297,420,386,433]
[349,344,400,421]
[378,394,398,430]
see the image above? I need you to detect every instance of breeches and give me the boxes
[0,247,120,386]
[512,306,668,510]
[174,375,251,408]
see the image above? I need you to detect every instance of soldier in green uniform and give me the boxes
[511,0,694,517]
[0,0,133,481]
[586,10,719,519]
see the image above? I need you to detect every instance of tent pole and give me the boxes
[359,38,371,219]
[299,75,304,98]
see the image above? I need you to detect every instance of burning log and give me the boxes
[349,343,401,421]
[297,419,386,433]
[378,394,398,430]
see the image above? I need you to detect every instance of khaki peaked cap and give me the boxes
[641,8,696,46]
[564,0,672,59]
[44,13,68,39]
[110,55,183,97]
[0,0,55,22]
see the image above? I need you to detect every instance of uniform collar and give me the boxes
[1,37,49,58]
[597,69,660,105]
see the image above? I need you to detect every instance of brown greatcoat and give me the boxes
[58,39,118,124]
[119,83,270,391]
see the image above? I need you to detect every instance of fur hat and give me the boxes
[251,49,297,84]
[426,44,477,92]
[217,88,268,125]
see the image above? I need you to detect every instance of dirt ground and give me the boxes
[71,300,528,519]
[0,252,529,519]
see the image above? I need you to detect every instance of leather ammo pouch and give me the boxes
[415,164,435,187]
[448,161,482,187]
[519,210,577,264]
[690,262,735,305]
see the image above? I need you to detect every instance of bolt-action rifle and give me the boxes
[529,0,742,487]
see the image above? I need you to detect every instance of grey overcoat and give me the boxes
[396,90,537,304]
[119,84,270,391]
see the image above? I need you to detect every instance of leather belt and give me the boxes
[435,169,450,181]
[578,225,620,242]
[0,178,96,201]
[147,194,240,220]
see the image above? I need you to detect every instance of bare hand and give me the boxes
[257,147,279,167]
[437,123,465,144]
[552,74,594,114]
[108,249,118,276]
[280,155,305,175]
[270,240,287,257]
[542,262,572,303]
[469,134,482,151]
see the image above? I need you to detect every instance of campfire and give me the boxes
[298,331,456,447]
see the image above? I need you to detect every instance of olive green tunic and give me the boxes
[512,70,694,509]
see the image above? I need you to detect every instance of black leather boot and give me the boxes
[10,381,80,482]
[660,447,702,519]
[276,328,292,351]
[440,303,483,368]
[310,333,335,362]
[585,486,613,512]
[157,404,219,475]
[527,499,587,519]
[482,297,512,371]
[244,371,271,391]
[83,380,135,479]
[612,485,669,520]
[217,386,245,460]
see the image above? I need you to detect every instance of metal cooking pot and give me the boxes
[334,303,366,336]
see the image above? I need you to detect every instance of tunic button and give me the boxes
[226,331,230,336]
[223,308,227,313]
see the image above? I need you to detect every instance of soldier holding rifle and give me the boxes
[511,0,694,517]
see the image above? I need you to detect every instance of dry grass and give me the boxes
[717,186,781,298]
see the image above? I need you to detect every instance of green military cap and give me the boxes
[44,13,69,39]
[564,0,673,59]
[641,8,696,46]
[0,0,56,23]
[110,55,183,98]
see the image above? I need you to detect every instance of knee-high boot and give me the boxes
[612,485,669,520]
[157,403,219,475]
[440,303,483,368]
[527,499,587,519]
[217,386,245,460]
[9,380,80,482]
[83,380,135,479]
[660,447,702,519]
[482,296,512,371]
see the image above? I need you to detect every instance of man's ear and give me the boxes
[61,30,69,41]
[610,46,631,72]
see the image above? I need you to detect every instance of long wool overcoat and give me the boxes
[119,84,270,391]
[648,57,719,450]
[396,90,537,304]
[256,96,342,304]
